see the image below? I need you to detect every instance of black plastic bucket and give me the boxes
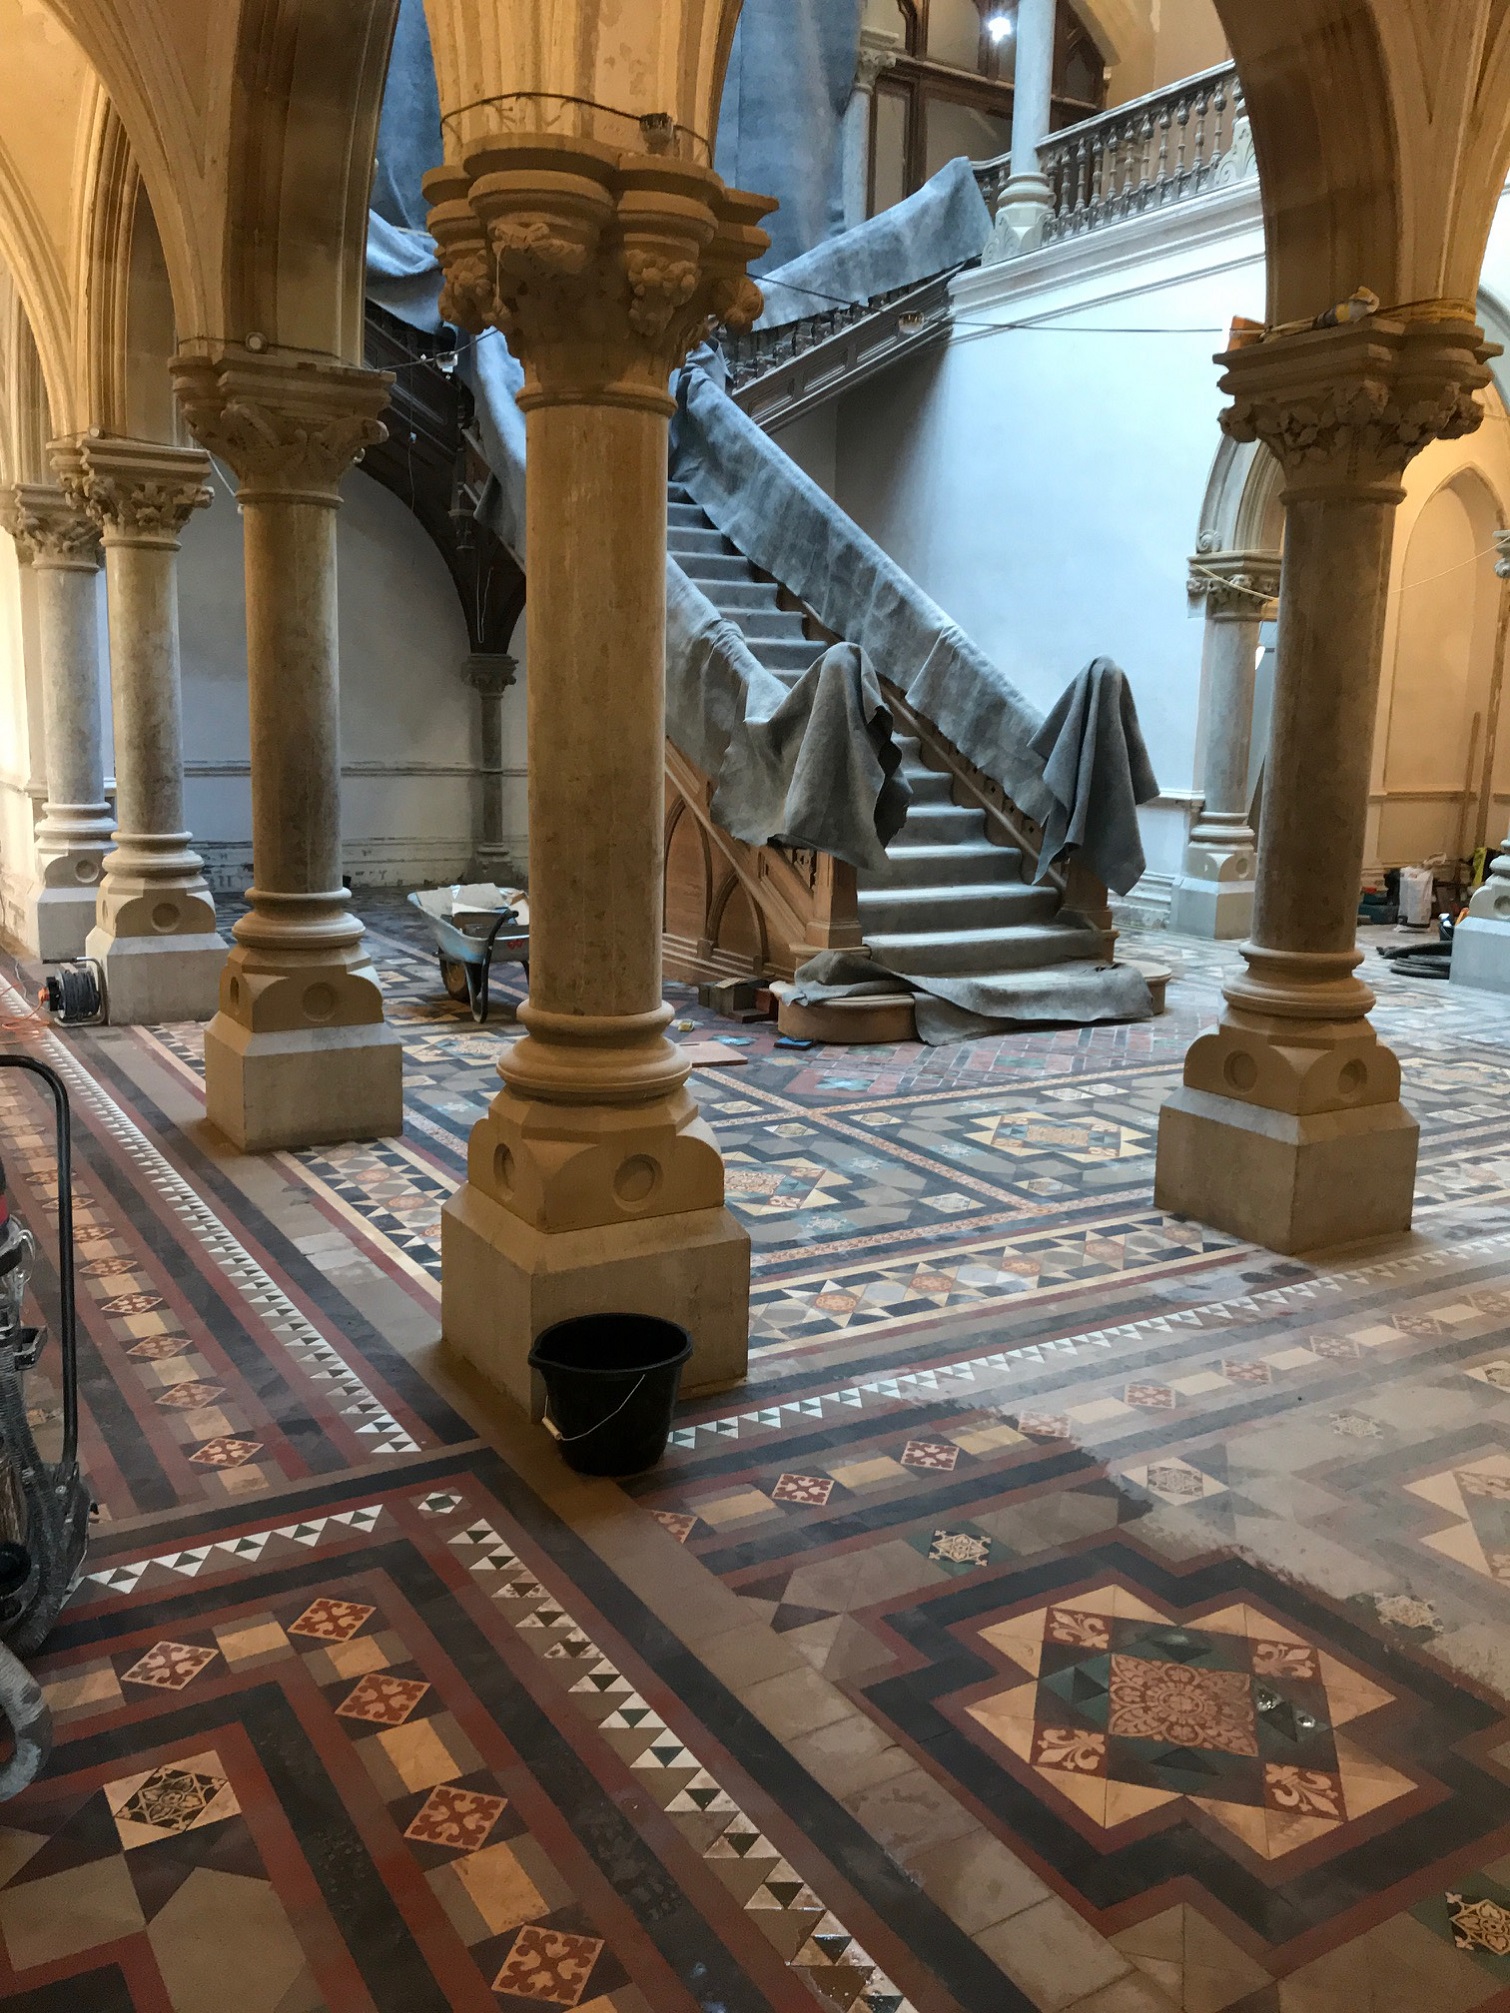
[527,1315,693,1476]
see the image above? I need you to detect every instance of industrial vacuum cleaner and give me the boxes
[0,1054,92,1795]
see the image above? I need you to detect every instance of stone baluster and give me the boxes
[841,29,900,230]
[1451,530,1510,991]
[463,651,518,882]
[987,0,1056,259]
[425,143,771,1410]
[0,484,113,957]
[62,436,227,1022]
[1169,548,1281,939]
[170,351,402,1151]
[1156,313,1494,1252]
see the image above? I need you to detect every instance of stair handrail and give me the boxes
[972,60,1249,240]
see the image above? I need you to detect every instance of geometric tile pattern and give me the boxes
[450,1514,917,2013]
[967,1584,1414,1862]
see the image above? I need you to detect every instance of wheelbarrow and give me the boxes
[408,884,530,1024]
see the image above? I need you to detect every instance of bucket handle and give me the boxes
[540,1374,647,1446]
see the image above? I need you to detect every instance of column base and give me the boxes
[1168,875,1255,940]
[1154,1085,1418,1254]
[204,1016,403,1152]
[31,884,100,961]
[1449,916,1510,995]
[986,174,1053,261]
[442,1179,751,1418]
[85,926,227,1024]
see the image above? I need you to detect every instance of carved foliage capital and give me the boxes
[463,651,517,696]
[77,439,212,545]
[0,482,100,568]
[1218,317,1493,499]
[1187,548,1282,618]
[425,148,772,412]
[171,352,392,503]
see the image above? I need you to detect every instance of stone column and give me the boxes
[1169,549,1281,939]
[841,30,900,229]
[990,0,1056,257]
[170,350,402,1152]
[463,651,517,881]
[426,144,771,1410]
[0,485,113,958]
[1156,313,1493,1253]
[63,437,227,1022]
[1451,532,1510,993]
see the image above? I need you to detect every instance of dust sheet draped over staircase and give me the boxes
[361,0,1159,1034]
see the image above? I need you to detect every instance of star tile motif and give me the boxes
[120,1640,219,1690]
[492,1924,605,2005]
[929,1530,992,1568]
[127,1334,195,1359]
[107,1751,240,1847]
[335,1672,431,1726]
[188,1436,263,1468]
[969,1585,1412,1861]
[772,1474,834,1506]
[289,1597,376,1642]
[404,1783,507,1852]
[155,1380,228,1410]
[100,1291,165,1316]
[901,1440,960,1472]
[1448,1892,1510,1957]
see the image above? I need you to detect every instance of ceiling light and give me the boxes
[986,12,1013,40]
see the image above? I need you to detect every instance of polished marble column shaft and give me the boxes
[1157,314,1494,1251]
[0,484,113,957]
[426,142,771,1409]
[172,350,402,1151]
[72,437,226,1022]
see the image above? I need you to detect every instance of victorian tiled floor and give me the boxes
[7,908,1510,2009]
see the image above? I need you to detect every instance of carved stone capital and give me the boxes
[1218,314,1494,502]
[75,437,212,547]
[0,482,100,570]
[424,141,772,413]
[1186,548,1282,620]
[170,350,393,505]
[463,651,517,697]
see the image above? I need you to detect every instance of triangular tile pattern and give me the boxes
[670,1228,1510,1450]
[85,1504,388,1597]
[0,975,422,1458]
[446,1512,916,2013]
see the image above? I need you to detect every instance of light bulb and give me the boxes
[986,12,1013,40]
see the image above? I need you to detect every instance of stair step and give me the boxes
[866,921,1103,977]
[667,525,731,557]
[748,637,826,673]
[738,612,811,644]
[668,482,696,505]
[857,882,1058,933]
[668,500,710,529]
[677,553,756,585]
[899,801,991,843]
[894,766,954,804]
[864,840,1025,890]
[704,580,782,614]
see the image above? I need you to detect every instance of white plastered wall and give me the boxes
[174,464,481,892]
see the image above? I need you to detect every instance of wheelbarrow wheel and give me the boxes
[439,955,470,1003]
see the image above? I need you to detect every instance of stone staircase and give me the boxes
[667,482,1114,1011]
